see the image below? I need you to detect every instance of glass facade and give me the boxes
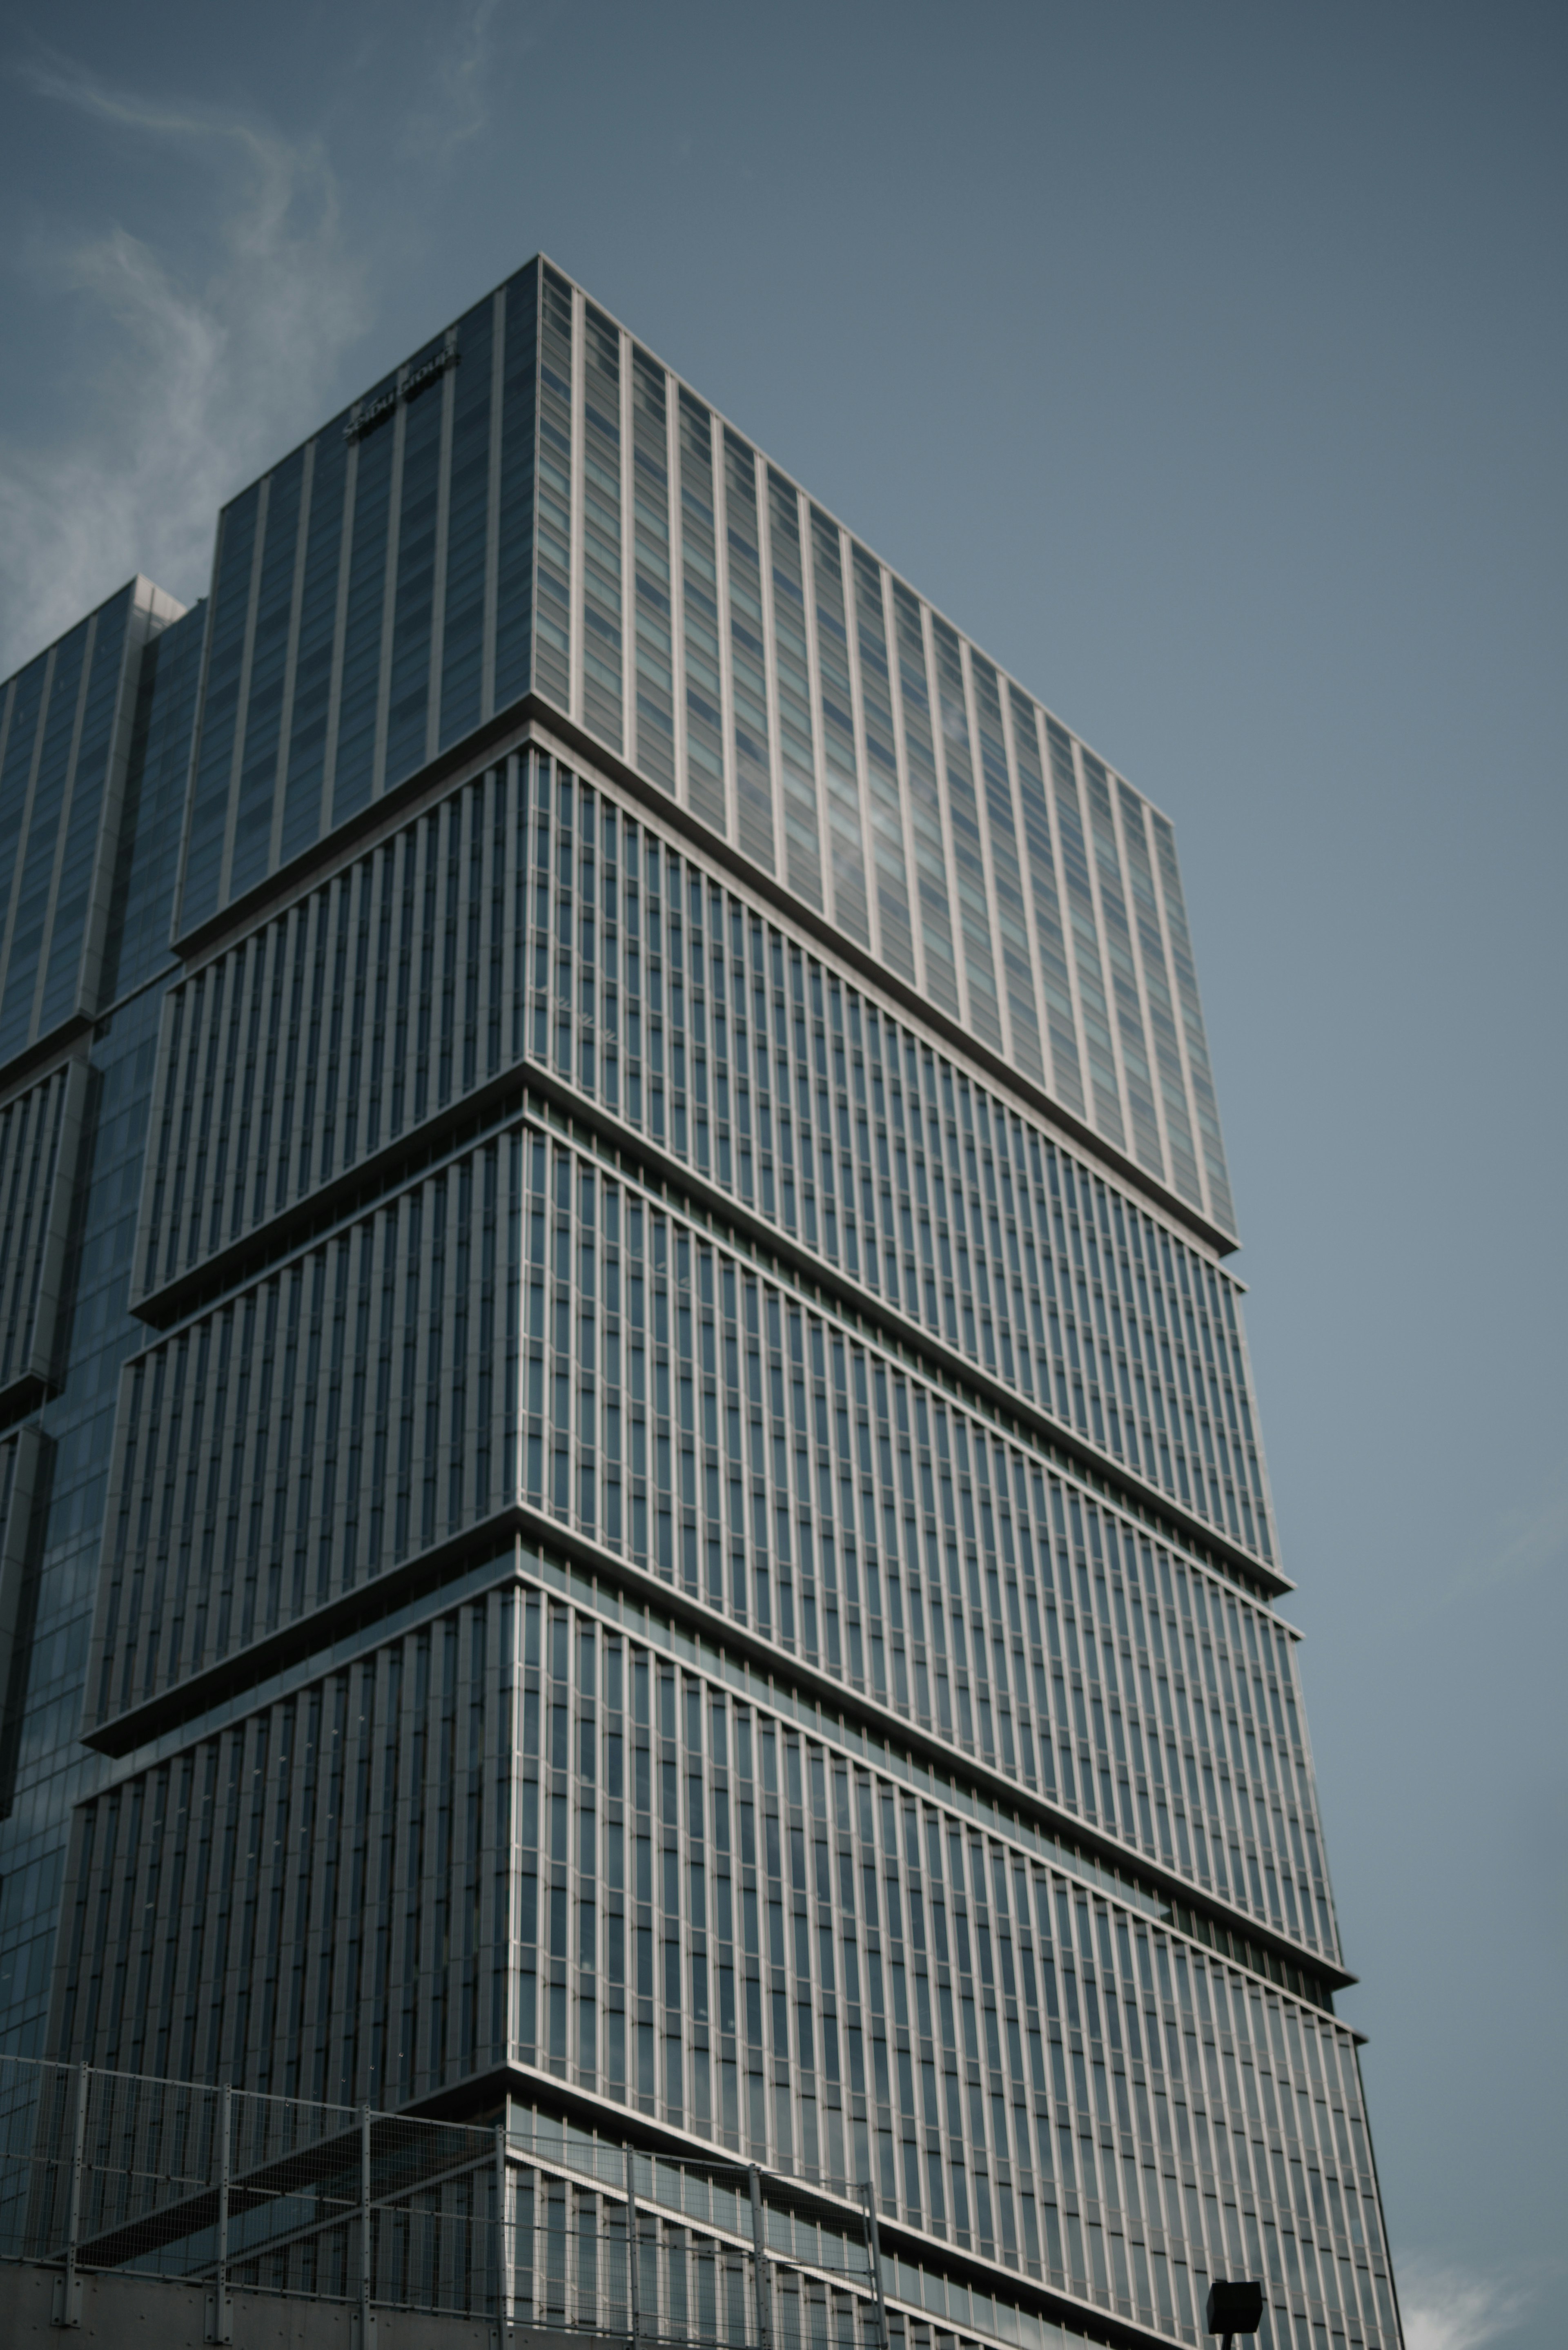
[131,765,1274,1572]
[0,582,185,1064]
[160,270,1233,1243]
[0,257,1396,2350]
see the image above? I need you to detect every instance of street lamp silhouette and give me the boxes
[1206,2281,1265,2350]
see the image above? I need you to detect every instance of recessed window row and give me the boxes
[511,1539,1338,2011]
[137,754,1271,1566]
[100,1130,1333,1958]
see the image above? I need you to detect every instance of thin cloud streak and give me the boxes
[1437,1470,1568,1610]
[0,62,370,673]
[429,0,500,150]
[1399,2253,1532,2350]
[396,0,563,164]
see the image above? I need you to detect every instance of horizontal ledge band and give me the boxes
[82,1499,1350,1996]
[170,699,1241,1267]
[129,1059,1288,1605]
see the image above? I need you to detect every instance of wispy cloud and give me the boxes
[420,0,501,152]
[1399,2252,1532,2350]
[396,0,561,163]
[0,60,371,671]
[1439,1467,1568,1609]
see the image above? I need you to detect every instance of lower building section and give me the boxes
[0,2054,1155,2350]
[49,1551,1397,2350]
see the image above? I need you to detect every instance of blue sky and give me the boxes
[1,7,1564,2343]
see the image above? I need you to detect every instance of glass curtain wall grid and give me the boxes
[161,259,1232,1249]
[0,580,203,2065]
[128,758,1276,1577]
[0,2051,1385,2350]
[95,1091,1328,1960]
[0,582,185,1072]
[57,1567,1391,2349]
[0,1061,88,1420]
[0,254,1396,2350]
[175,260,543,938]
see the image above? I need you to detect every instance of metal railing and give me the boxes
[0,2057,887,2350]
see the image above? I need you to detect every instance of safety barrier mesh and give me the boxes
[0,2057,885,2346]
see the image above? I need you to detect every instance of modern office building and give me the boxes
[0,259,1399,2349]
